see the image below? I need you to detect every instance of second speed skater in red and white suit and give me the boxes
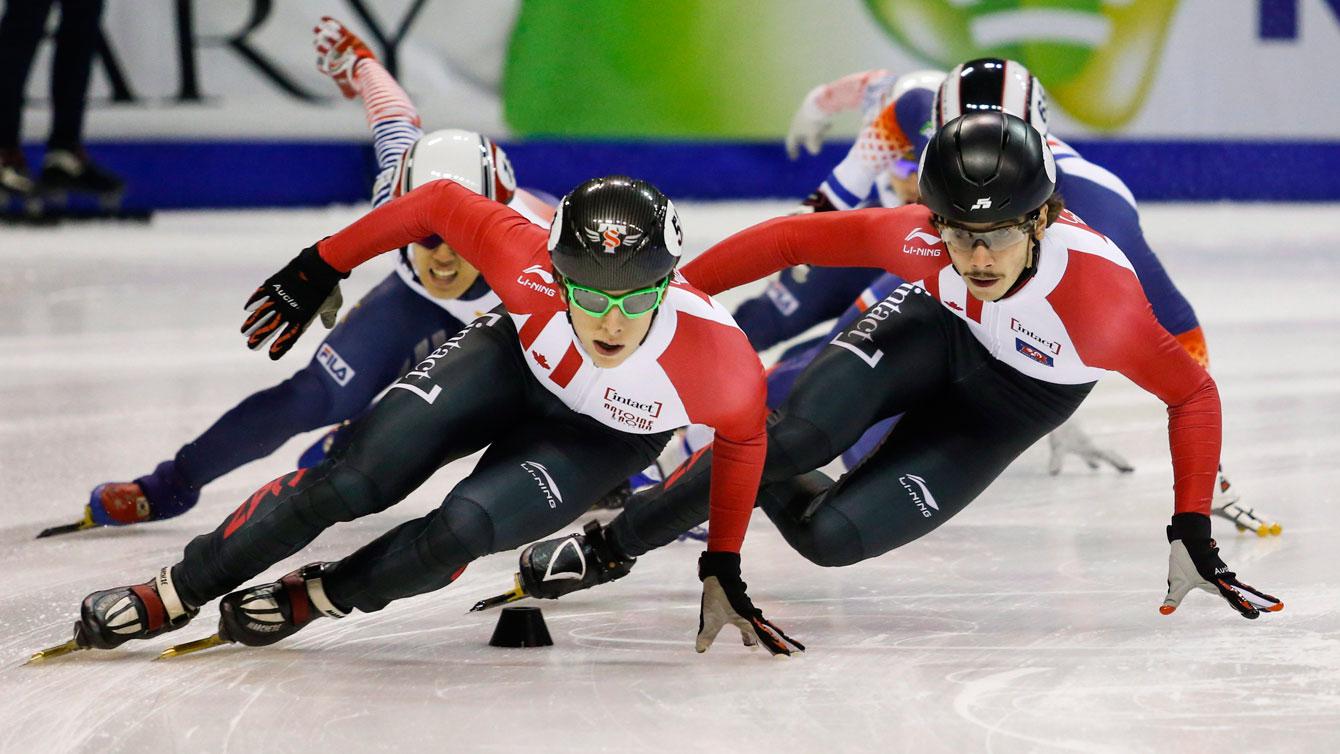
[510,113,1282,632]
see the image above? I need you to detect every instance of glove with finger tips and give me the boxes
[784,86,833,161]
[313,16,376,99]
[696,551,804,657]
[1046,421,1133,476]
[1161,512,1283,618]
[242,244,347,360]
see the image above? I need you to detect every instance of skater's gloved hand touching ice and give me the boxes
[1046,420,1133,476]
[696,552,804,657]
[242,244,347,360]
[1160,513,1283,618]
[313,16,376,99]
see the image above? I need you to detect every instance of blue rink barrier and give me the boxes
[20,139,1340,210]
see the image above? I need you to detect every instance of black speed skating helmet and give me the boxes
[918,112,1056,225]
[547,175,684,291]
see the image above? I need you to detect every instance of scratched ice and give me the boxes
[2,203,1338,753]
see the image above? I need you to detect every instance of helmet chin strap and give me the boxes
[1000,235,1041,299]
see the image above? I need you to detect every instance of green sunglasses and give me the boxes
[562,277,669,319]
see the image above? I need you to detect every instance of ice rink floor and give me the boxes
[2,201,1339,753]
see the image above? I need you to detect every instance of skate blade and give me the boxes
[36,506,98,539]
[156,634,229,660]
[469,575,527,613]
[25,637,87,665]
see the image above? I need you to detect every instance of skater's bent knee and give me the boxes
[288,464,388,524]
[793,509,867,568]
[427,494,495,564]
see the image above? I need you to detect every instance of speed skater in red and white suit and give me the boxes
[511,113,1282,638]
[48,175,807,664]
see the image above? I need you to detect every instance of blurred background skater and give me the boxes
[0,0,125,216]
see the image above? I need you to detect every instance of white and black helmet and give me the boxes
[935,58,1050,136]
[394,128,517,202]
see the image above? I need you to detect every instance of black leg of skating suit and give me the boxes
[0,0,57,148]
[47,0,105,150]
[610,282,1092,566]
[171,309,667,612]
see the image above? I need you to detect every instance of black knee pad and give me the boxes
[783,504,867,568]
[426,494,495,564]
[288,461,387,525]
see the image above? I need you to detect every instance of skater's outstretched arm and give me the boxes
[312,16,422,209]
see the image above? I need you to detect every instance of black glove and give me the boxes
[241,244,347,360]
[1161,512,1283,619]
[696,551,804,657]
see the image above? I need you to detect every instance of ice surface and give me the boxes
[2,202,1338,753]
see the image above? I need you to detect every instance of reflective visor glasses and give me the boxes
[933,213,1038,251]
[890,158,919,180]
[563,277,669,319]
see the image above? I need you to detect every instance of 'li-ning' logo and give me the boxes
[585,223,643,252]
[898,473,939,518]
[521,461,563,509]
[971,197,993,210]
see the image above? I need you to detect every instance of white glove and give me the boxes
[785,85,833,160]
[1046,420,1133,476]
[696,552,803,657]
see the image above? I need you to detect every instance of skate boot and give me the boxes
[1212,466,1282,536]
[157,564,348,659]
[78,567,198,649]
[588,479,633,512]
[470,521,635,611]
[41,461,201,537]
[29,567,199,660]
[1,148,35,200]
[38,148,125,210]
[218,563,347,647]
[88,481,152,526]
[593,455,670,512]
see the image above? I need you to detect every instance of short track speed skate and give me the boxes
[1212,467,1282,537]
[159,563,346,659]
[27,568,196,663]
[470,520,635,612]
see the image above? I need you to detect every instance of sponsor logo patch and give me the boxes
[603,387,663,431]
[831,282,925,367]
[898,473,939,518]
[971,197,993,210]
[764,280,801,316]
[1015,338,1055,367]
[1010,318,1063,356]
[390,313,502,404]
[516,264,557,296]
[521,460,563,509]
[316,344,356,387]
[902,228,943,257]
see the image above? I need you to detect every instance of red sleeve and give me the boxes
[658,311,768,553]
[1050,252,1220,516]
[681,205,946,295]
[317,180,554,313]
